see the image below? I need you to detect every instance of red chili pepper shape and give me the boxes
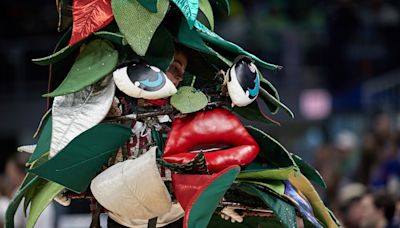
[162,108,259,173]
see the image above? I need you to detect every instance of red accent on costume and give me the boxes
[162,108,259,173]
[172,166,240,228]
[69,0,114,46]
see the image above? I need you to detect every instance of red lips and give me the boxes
[162,108,259,173]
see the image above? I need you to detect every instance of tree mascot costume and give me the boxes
[6,0,340,227]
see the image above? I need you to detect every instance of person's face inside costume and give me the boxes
[166,49,188,87]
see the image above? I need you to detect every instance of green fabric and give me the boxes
[94,31,127,46]
[238,183,297,228]
[28,114,52,163]
[237,180,285,195]
[292,154,326,188]
[188,166,240,228]
[5,176,40,228]
[170,0,199,28]
[177,19,232,67]
[143,26,175,71]
[194,21,281,71]
[32,28,79,66]
[238,166,296,181]
[29,123,132,193]
[170,86,208,114]
[26,182,64,228]
[44,39,118,97]
[208,214,283,228]
[112,0,169,56]
[199,0,214,31]
[259,87,294,118]
[137,0,158,13]
[245,126,298,169]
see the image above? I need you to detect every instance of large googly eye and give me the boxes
[226,56,260,107]
[113,62,177,100]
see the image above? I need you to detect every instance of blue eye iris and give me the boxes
[247,76,259,97]
[138,73,164,89]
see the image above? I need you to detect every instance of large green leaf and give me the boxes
[170,86,208,114]
[245,126,298,169]
[171,0,199,28]
[238,183,297,228]
[112,0,169,56]
[5,176,40,228]
[29,114,52,163]
[29,123,132,193]
[143,26,175,71]
[94,31,127,46]
[292,154,326,189]
[177,19,231,66]
[26,182,64,228]
[194,21,281,71]
[199,0,214,30]
[44,39,118,97]
[137,0,158,13]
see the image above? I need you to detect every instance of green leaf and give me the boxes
[171,0,199,28]
[238,166,297,181]
[143,26,175,71]
[237,180,285,195]
[233,101,277,125]
[29,123,132,193]
[26,182,64,228]
[112,0,169,56]
[177,19,231,66]
[292,154,326,188]
[259,87,294,118]
[194,21,282,71]
[170,86,208,114]
[29,114,52,163]
[94,31,127,46]
[245,126,298,169]
[238,183,297,228]
[5,176,40,228]
[44,39,118,97]
[24,153,50,216]
[199,0,214,30]
[259,71,280,114]
[32,28,79,66]
[137,0,158,13]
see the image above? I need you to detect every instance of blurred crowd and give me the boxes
[312,112,400,228]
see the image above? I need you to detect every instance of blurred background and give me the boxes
[1,0,400,227]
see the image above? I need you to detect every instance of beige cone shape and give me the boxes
[91,146,172,220]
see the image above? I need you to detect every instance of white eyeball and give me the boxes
[227,56,260,107]
[113,62,177,100]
